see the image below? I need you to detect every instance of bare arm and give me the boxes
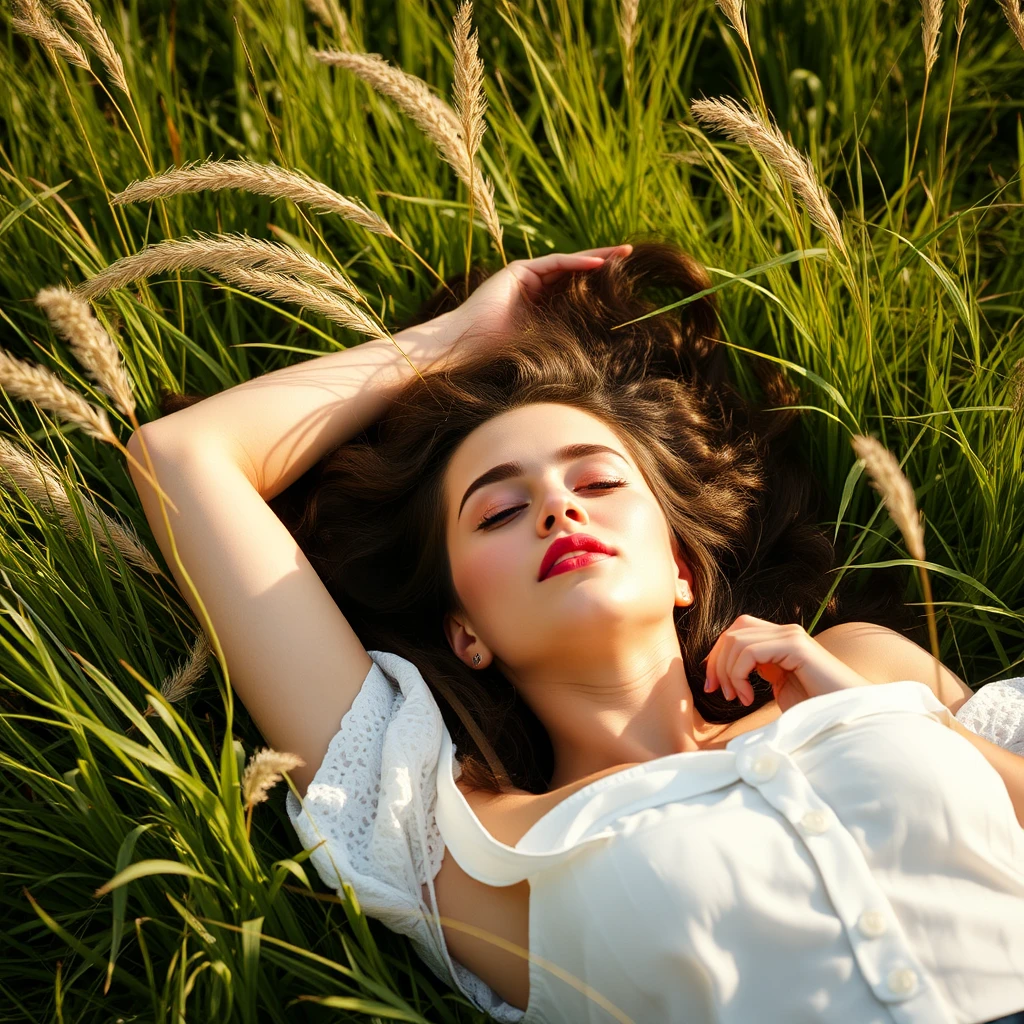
[125,249,630,795]
[127,317,456,795]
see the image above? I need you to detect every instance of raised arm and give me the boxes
[126,317,455,794]
[125,248,632,794]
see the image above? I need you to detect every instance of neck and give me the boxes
[515,632,726,791]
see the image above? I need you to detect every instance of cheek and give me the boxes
[450,532,524,611]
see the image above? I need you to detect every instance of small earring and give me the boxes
[472,653,481,666]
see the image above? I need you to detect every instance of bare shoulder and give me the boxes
[431,768,642,1012]
[814,620,974,714]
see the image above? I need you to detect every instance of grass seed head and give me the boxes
[35,286,135,415]
[619,0,641,53]
[51,0,128,93]
[313,48,504,255]
[451,1,487,160]
[0,436,159,572]
[714,0,750,49]
[242,748,306,809]
[999,0,1024,50]
[851,434,926,562]
[146,631,213,714]
[112,159,393,237]
[0,348,114,442]
[11,0,90,69]
[691,96,846,255]
[922,0,943,73]
[77,232,362,303]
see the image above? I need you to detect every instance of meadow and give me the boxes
[1,0,1023,1019]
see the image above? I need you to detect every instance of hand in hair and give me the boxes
[703,614,874,715]
[440,245,633,342]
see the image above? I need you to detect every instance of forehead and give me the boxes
[445,403,631,497]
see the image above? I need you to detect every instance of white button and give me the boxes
[799,809,830,834]
[740,747,780,783]
[857,910,888,938]
[886,967,919,998]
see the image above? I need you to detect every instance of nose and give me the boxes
[538,484,588,534]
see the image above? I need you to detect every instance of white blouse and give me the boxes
[286,650,1024,1023]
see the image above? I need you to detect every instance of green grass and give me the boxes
[1,0,1023,1019]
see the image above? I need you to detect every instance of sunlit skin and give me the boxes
[442,400,746,790]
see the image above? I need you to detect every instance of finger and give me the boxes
[706,631,737,699]
[716,626,775,704]
[569,244,633,258]
[729,643,802,705]
[703,633,727,694]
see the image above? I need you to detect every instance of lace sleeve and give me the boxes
[285,649,525,1023]
[954,676,1024,755]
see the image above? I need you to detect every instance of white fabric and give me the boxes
[287,652,1024,1023]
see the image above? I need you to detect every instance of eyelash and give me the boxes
[477,479,627,529]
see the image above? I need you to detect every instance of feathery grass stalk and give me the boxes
[0,436,160,573]
[922,0,943,73]
[303,0,349,44]
[312,48,506,262]
[111,162,453,295]
[851,435,941,689]
[111,159,392,235]
[215,267,389,338]
[619,0,640,50]
[0,347,115,442]
[690,97,847,257]
[0,348,172,502]
[715,0,749,50]
[908,0,944,194]
[241,748,305,838]
[712,1,767,112]
[35,286,136,415]
[50,0,127,93]
[77,232,363,302]
[10,0,89,69]
[451,1,488,289]
[999,0,1024,49]
[144,631,212,715]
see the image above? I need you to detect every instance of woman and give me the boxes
[127,242,1024,1024]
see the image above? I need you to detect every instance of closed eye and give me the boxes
[476,479,627,529]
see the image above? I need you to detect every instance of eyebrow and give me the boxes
[458,443,629,520]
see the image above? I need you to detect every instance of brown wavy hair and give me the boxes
[161,241,921,794]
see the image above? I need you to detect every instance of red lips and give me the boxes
[538,534,616,581]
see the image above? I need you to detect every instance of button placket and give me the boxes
[732,744,957,1023]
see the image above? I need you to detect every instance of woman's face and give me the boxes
[442,402,693,684]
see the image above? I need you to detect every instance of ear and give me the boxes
[671,535,695,608]
[443,611,489,669]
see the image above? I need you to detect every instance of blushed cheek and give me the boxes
[452,541,519,619]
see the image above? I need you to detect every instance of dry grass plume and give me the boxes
[851,434,942,675]
[999,0,1024,49]
[714,0,749,49]
[35,286,136,416]
[11,0,90,69]
[0,348,114,442]
[619,0,640,54]
[690,96,847,256]
[51,0,128,93]
[111,159,393,237]
[215,266,388,338]
[922,0,943,73]
[0,436,160,573]
[312,48,505,259]
[242,747,306,836]
[145,631,213,715]
[77,232,363,303]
